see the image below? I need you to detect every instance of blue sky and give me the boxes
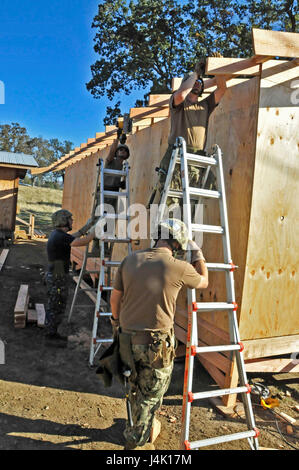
[0,0,142,148]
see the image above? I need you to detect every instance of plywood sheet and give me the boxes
[0,167,18,232]
[239,61,299,340]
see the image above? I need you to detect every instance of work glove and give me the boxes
[211,51,223,58]
[194,58,206,78]
[78,217,95,236]
[188,239,206,264]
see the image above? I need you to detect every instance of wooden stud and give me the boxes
[36,303,46,328]
[252,28,299,58]
[0,249,9,272]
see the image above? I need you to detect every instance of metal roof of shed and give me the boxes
[0,151,38,168]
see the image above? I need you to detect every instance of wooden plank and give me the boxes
[36,303,46,327]
[253,28,299,58]
[14,284,29,328]
[245,357,299,373]
[14,284,29,313]
[27,309,37,323]
[0,249,9,271]
[130,107,169,119]
[243,335,299,360]
[73,276,97,303]
[206,57,261,76]
[148,94,171,106]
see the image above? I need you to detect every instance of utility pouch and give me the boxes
[148,332,176,369]
[118,330,137,381]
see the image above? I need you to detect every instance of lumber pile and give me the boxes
[0,249,9,272]
[14,284,29,328]
[14,285,46,328]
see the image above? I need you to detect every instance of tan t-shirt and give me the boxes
[113,247,202,331]
[168,93,216,150]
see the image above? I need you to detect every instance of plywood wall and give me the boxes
[0,167,19,234]
[239,60,299,340]
[197,77,260,336]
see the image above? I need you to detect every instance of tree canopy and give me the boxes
[0,122,73,187]
[87,0,298,122]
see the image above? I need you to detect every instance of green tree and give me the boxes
[87,0,298,123]
[0,123,73,187]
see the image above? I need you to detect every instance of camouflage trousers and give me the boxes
[123,331,176,447]
[45,272,69,335]
[158,144,216,209]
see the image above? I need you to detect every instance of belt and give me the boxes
[122,329,153,345]
[121,328,173,345]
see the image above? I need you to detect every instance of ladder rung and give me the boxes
[188,430,257,450]
[168,188,220,200]
[97,312,112,317]
[94,338,113,344]
[178,154,217,167]
[104,214,129,220]
[192,223,224,234]
[104,261,121,267]
[194,302,236,312]
[191,385,250,401]
[100,286,113,291]
[103,169,126,176]
[206,263,237,271]
[195,344,242,354]
[78,287,96,292]
[103,237,131,243]
[103,190,128,198]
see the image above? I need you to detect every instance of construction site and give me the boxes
[0,27,299,452]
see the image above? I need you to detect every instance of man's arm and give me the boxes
[105,138,119,166]
[70,228,95,247]
[188,239,209,289]
[173,71,198,107]
[193,259,209,289]
[110,289,123,320]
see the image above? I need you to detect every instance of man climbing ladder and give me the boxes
[161,137,259,450]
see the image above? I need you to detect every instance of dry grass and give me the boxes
[18,185,63,236]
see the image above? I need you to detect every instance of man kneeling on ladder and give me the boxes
[109,218,208,450]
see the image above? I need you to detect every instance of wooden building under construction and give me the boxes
[0,151,38,245]
[33,29,299,405]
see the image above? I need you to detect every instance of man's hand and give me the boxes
[194,59,206,78]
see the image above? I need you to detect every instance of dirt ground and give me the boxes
[0,238,298,452]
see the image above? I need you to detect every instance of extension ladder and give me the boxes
[158,137,259,450]
[67,157,132,366]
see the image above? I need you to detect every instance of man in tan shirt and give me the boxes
[110,219,208,450]
[157,61,227,200]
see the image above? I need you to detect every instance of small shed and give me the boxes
[0,151,38,244]
[32,28,299,406]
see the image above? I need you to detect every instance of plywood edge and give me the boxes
[243,334,299,360]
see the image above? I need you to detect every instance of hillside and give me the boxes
[18,185,63,236]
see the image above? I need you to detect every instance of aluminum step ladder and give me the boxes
[89,158,132,366]
[67,158,132,366]
[158,137,259,450]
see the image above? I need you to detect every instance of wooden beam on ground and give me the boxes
[245,357,299,373]
[252,28,299,58]
[0,249,9,272]
[35,303,46,327]
[14,284,29,328]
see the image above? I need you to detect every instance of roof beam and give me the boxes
[252,28,299,58]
